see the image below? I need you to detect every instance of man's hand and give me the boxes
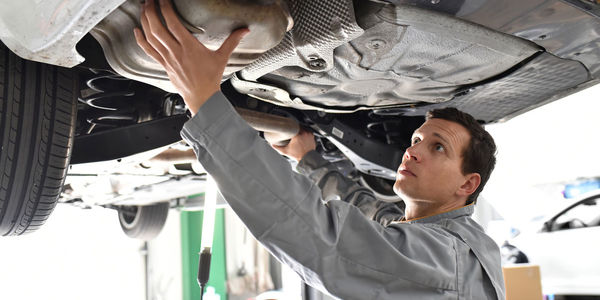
[271,130,317,162]
[134,0,249,115]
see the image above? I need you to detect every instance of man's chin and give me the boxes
[393,180,417,200]
[392,181,405,197]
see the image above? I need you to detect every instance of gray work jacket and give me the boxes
[180,92,506,300]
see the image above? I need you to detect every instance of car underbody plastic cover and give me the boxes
[245,2,540,109]
[91,0,557,118]
[1,0,595,123]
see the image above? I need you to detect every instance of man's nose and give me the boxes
[404,144,420,162]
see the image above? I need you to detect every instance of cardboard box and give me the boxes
[502,264,543,300]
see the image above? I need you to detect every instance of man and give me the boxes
[134,0,505,298]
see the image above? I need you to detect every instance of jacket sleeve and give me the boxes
[180,92,460,298]
[296,150,404,226]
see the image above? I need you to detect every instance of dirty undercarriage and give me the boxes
[1,0,599,237]
[72,0,598,183]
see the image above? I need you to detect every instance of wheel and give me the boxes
[0,43,77,236]
[118,202,169,240]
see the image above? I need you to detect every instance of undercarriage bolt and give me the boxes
[367,39,386,50]
[309,58,327,70]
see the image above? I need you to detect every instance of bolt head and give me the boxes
[367,39,386,50]
[308,58,327,70]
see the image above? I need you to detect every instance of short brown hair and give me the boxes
[426,107,497,204]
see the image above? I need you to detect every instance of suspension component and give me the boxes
[78,69,145,134]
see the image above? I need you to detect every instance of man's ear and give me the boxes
[457,173,481,197]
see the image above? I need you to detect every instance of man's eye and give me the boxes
[435,144,445,152]
[412,137,421,145]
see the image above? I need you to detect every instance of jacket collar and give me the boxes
[402,203,475,224]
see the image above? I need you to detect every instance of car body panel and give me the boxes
[508,191,600,295]
[0,0,125,67]
[512,227,600,295]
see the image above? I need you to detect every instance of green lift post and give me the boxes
[181,208,228,300]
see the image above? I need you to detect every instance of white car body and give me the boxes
[507,191,600,295]
[0,0,123,67]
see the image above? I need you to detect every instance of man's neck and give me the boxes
[403,199,466,221]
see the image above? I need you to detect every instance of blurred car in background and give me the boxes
[502,190,600,296]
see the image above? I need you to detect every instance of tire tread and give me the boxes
[0,43,77,236]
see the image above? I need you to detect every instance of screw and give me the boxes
[367,39,386,50]
[308,58,327,70]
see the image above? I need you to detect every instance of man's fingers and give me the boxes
[140,11,171,61]
[216,28,250,58]
[158,0,193,44]
[143,0,180,53]
[134,28,166,65]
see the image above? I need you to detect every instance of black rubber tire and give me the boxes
[0,43,77,236]
[118,202,169,240]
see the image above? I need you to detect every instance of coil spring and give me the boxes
[79,70,137,134]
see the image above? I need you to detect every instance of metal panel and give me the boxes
[398,52,591,123]
[71,114,189,164]
[91,0,292,93]
[246,3,539,110]
[0,0,125,67]
[240,0,365,80]
[454,0,600,78]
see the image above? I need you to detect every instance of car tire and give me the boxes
[118,203,169,240]
[0,43,77,236]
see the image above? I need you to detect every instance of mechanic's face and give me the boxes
[394,118,477,205]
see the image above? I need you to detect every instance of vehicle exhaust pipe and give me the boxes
[151,108,300,163]
[235,107,300,147]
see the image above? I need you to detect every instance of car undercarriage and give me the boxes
[1,0,599,237]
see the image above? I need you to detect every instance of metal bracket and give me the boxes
[71,114,189,164]
[314,119,404,180]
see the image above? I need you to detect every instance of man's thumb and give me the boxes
[217,28,250,57]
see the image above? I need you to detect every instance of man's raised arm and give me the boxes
[273,131,404,226]
[135,1,464,298]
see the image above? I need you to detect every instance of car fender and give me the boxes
[0,0,125,67]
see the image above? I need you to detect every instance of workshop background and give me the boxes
[0,84,598,300]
